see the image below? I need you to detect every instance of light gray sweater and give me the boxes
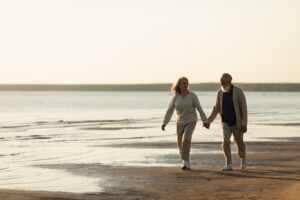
[163,91,208,126]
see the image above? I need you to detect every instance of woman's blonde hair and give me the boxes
[171,76,188,95]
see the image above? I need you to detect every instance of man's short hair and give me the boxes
[222,73,232,82]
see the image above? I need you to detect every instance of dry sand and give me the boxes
[0,139,299,200]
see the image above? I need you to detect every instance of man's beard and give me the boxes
[221,85,231,92]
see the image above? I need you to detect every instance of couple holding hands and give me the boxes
[161,73,247,171]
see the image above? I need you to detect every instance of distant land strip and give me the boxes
[0,83,299,91]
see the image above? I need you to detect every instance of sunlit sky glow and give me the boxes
[0,0,299,84]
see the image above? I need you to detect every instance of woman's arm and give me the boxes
[162,96,176,125]
[192,93,208,122]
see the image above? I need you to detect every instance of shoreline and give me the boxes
[0,140,299,199]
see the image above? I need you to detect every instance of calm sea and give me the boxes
[0,91,299,192]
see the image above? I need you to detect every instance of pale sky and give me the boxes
[0,0,299,84]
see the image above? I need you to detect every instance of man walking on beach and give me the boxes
[208,73,247,171]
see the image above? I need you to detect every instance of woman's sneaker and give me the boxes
[240,158,246,169]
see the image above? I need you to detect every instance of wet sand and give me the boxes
[0,139,299,200]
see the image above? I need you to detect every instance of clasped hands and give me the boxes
[203,122,210,129]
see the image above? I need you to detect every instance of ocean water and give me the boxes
[0,91,299,192]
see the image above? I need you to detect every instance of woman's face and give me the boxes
[179,79,189,92]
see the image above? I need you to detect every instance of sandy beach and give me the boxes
[0,139,299,200]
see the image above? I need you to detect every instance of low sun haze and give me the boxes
[0,0,299,84]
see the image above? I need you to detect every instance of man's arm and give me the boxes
[208,91,220,123]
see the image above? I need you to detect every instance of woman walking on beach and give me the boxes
[161,77,209,170]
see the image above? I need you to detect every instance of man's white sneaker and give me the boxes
[221,164,233,171]
[240,158,246,169]
[181,161,191,170]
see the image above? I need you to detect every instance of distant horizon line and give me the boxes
[0,83,299,91]
[0,82,299,85]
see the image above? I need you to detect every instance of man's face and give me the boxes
[220,76,229,87]
[220,76,232,93]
